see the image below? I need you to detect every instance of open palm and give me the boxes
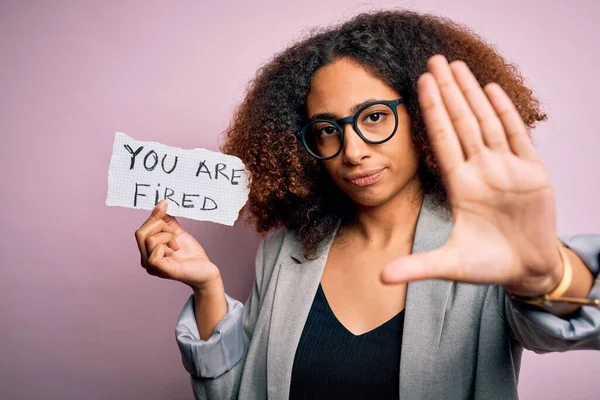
[382,55,562,297]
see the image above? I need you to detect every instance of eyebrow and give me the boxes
[307,98,380,121]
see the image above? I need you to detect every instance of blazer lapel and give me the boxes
[399,193,454,397]
[266,227,338,400]
[265,193,453,399]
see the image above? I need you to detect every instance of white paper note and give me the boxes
[106,132,249,226]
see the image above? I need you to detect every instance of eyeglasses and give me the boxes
[296,97,405,160]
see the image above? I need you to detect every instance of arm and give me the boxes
[193,276,228,340]
[175,291,244,379]
[504,234,600,353]
[135,200,248,396]
[174,231,279,399]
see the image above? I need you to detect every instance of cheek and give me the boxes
[321,160,343,183]
[325,162,343,186]
[386,128,419,169]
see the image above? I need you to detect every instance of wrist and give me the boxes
[191,273,228,340]
[511,238,599,314]
[539,240,567,296]
[192,273,224,297]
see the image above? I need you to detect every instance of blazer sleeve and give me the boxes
[174,234,272,399]
[175,293,244,378]
[504,234,600,353]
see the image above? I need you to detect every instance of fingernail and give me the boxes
[158,200,166,209]
[380,268,394,283]
[383,263,402,278]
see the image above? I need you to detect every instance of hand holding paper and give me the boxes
[135,199,228,338]
[106,132,249,226]
[112,133,241,336]
[134,200,222,290]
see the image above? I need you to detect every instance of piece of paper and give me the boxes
[106,132,249,226]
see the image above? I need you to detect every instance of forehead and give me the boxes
[306,57,399,115]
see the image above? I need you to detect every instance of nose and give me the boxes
[340,123,370,165]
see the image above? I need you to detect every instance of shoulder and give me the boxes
[259,227,296,260]
[262,227,289,253]
[254,227,298,287]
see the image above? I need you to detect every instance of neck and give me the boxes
[346,178,424,248]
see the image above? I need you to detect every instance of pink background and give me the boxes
[1,1,598,398]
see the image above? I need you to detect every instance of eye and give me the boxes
[317,126,339,137]
[365,112,385,123]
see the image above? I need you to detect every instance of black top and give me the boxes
[290,283,405,399]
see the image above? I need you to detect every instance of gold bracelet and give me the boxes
[547,238,573,299]
[511,239,600,308]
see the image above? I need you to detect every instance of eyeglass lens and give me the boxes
[304,103,396,159]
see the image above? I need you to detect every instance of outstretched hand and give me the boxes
[381,55,562,297]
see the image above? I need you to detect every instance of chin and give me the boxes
[345,189,394,208]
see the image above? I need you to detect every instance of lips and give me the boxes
[344,168,385,186]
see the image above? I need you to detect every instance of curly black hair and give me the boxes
[221,9,546,257]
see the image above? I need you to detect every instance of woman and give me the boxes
[134,10,600,399]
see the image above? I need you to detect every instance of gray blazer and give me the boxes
[175,193,600,399]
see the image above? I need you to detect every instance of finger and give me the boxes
[135,218,176,268]
[144,232,179,261]
[168,237,180,252]
[137,201,177,234]
[135,200,174,268]
[146,231,180,253]
[145,267,165,278]
[380,246,463,283]
[417,72,465,176]
[427,55,485,157]
[450,61,510,151]
[484,83,539,161]
[147,243,171,279]
[163,214,185,236]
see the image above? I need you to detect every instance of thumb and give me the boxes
[154,200,185,236]
[162,212,185,236]
[150,199,168,220]
[380,245,461,284]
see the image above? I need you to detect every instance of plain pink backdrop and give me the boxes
[1,1,598,399]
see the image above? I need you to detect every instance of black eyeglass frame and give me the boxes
[295,97,405,160]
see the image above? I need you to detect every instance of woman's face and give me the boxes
[305,57,421,208]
